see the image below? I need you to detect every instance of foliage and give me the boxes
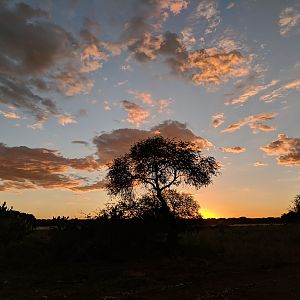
[0,202,36,244]
[281,194,300,222]
[106,136,219,218]
[100,190,201,220]
[289,194,300,214]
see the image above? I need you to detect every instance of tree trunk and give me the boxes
[156,188,171,219]
[156,189,177,250]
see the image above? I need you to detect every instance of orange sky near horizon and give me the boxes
[0,0,299,219]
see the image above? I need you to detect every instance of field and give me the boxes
[1,222,300,299]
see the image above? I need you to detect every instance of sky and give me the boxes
[0,0,300,219]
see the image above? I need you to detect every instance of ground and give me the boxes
[1,258,300,299]
[1,224,300,299]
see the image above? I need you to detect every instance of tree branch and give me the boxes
[161,170,178,191]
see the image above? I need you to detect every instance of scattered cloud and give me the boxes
[226,2,235,10]
[261,134,300,166]
[193,0,220,35]
[56,73,94,97]
[215,37,243,53]
[0,2,108,126]
[181,27,196,50]
[127,89,173,115]
[158,99,173,114]
[121,64,133,71]
[185,48,250,86]
[128,90,155,106]
[249,122,276,134]
[103,101,112,111]
[114,80,128,87]
[121,100,150,126]
[225,80,278,105]
[0,143,100,191]
[0,110,21,119]
[220,146,246,153]
[260,78,300,102]
[128,30,250,87]
[72,140,89,146]
[278,6,300,36]
[222,112,278,133]
[253,161,268,167]
[57,114,77,126]
[211,113,225,128]
[93,120,212,165]
[80,44,108,73]
[167,0,189,15]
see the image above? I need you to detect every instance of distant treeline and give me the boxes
[34,216,284,228]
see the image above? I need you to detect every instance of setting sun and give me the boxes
[1,1,300,299]
[199,208,219,219]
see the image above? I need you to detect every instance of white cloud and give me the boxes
[278,6,300,36]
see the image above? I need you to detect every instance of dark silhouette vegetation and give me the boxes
[106,136,219,219]
[281,194,300,222]
[1,204,300,299]
[0,202,36,245]
[100,190,201,221]
[1,140,300,299]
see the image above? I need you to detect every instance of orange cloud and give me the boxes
[127,90,173,115]
[220,146,246,153]
[129,30,250,87]
[211,113,225,128]
[278,6,300,36]
[80,44,108,73]
[0,143,101,191]
[253,161,268,167]
[0,3,106,125]
[93,120,212,165]
[184,49,250,86]
[121,100,150,126]
[193,0,220,35]
[0,110,21,119]
[249,122,276,133]
[222,112,278,133]
[56,71,94,97]
[128,89,155,106]
[260,78,300,102]
[181,27,196,50]
[167,0,189,15]
[225,80,278,105]
[57,114,77,126]
[261,134,300,166]
[158,99,173,113]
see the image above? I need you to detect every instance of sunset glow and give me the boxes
[0,0,300,218]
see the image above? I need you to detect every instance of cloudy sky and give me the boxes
[1,0,300,218]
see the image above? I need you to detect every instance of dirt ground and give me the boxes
[1,257,300,299]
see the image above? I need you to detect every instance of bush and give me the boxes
[0,202,36,245]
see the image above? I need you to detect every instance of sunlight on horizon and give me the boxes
[200,208,219,219]
[0,0,299,218]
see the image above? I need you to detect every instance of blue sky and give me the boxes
[0,0,300,218]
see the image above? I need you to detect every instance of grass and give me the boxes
[1,223,300,299]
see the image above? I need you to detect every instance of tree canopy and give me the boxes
[105,136,220,218]
[289,194,300,214]
[101,190,201,220]
[281,194,300,222]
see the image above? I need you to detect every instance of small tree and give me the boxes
[100,190,201,220]
[289,194,300,214]
[281,194,300,222]
[106,136,219,219]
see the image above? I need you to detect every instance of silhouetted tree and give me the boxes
[106,136,219,219]
[281,194,300,222]
[289,194,300,214]
[0,202,36,244]
[100,190,201,220]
